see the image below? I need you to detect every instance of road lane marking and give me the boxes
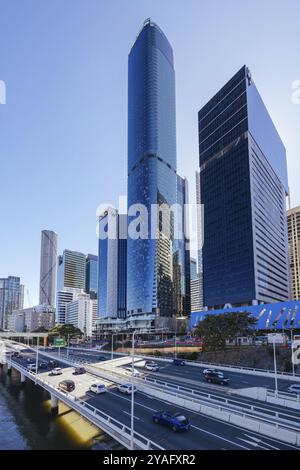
[190,425,251,450]
[243,434,280,450]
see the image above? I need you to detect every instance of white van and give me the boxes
[27,363,37,372]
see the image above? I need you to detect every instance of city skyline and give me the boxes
[0,1,300,307]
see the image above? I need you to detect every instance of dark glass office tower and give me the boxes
[97,208,127,319]
[85,254,98,300]
[174,175,191,317]
[199,66,290,309]
[127,19,178,320]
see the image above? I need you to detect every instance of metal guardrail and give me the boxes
[7,343,300,435]
[67,346,300,379]
[23,347,300,430]
[8,359,164,451]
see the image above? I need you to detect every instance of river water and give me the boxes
[0,365,102,450]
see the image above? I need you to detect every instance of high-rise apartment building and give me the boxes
[127,19,181,325]
[66,292,97,338]
[198,66,290,309]
[39,230,58,306]
[56,287,83,324]
[0,276,24,329]
[287,205,300,300]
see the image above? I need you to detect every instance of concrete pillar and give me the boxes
[50,394,59,415]
[20,372,26,385]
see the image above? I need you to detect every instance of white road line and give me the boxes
[123,411,141,421]
[243,434,280,450]
[190,425,251,450]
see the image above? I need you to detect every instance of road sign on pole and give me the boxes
[53,337,65,347]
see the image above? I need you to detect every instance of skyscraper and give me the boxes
[57,249,86,291]
[85,254,98,300]
[97,207,127,321]
[287,206,300,300]
[39,230,58,306]
[198,66,290,309]
[0,276,24,329]
[127,19,178,324]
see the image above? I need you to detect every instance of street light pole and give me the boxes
[35,335,39,384]
[174,317,177,360]
[273,336,278,397]
[130,330,136,450]
[291,330,295,377]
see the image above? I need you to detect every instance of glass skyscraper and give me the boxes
[97,208,127,320]
[199,66,290,309]
[0,276,24,329]
[127,19,179,321]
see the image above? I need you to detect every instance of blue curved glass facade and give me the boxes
[190,300,300,331]
[127,20,178,318]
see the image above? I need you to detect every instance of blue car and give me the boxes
[152,411,190,432]
[173,358,185,366]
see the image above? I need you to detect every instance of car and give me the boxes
[203,368,224,377]
[26,357,35,363]
[97,356,107,361]
[48,360,59,369]
[173,358,185,366]
[49,367,63,376]
[73,367,86,375]
[203,371,229,385]
[152,411,190,432]
[39,362,48,369]
[89,383,107,394]
[287,384,300,394]
[144,362,160,372]
[27,363,37,372]
[117,383,137,395]
[125,368,141,377]
[12,352,20,357]
[58,380,75,393]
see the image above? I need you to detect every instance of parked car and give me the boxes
[287,384,300,394]
[26,357,35,363]
[27,363,37,372]
[173,358,185,366]
[73,367,86,375]
[12,352,19,357]
[152,411,190,432]
[203,368,224,377]
[89,383,107,394]
[203,371,229,385]
[145,362,160,372]
[117,383,137,395]
[48,360,59,369]
[58,380,75,393]
[39,362,48,369]
[49,367,63,376]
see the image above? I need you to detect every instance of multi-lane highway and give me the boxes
[5,344,300,450]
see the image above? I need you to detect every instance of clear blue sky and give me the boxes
[0,0,299,306]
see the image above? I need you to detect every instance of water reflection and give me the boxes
[0,365,102,450]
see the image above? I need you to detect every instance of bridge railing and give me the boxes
[8,359,164,451]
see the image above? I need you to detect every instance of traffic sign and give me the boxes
[53,337,65,347]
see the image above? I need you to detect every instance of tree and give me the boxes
[195,311,257,352]
[48,324,83,343]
